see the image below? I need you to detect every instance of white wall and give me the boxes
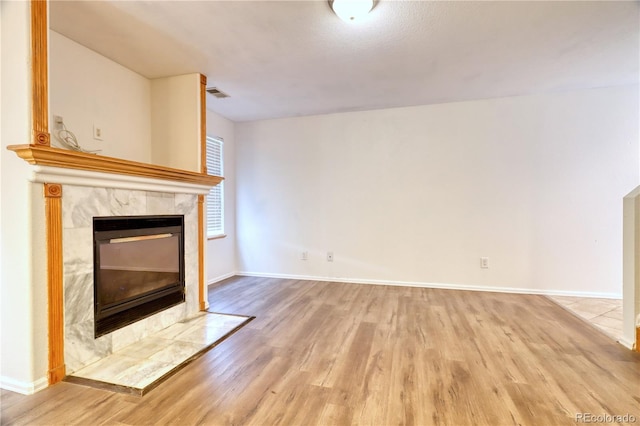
[236,85,639,297]
[49,31,152,163]
[0,1,49,394]
[206,109,236,283]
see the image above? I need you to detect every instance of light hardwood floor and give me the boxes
[2,276,639,425]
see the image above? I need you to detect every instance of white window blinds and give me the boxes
[206,136,224,237]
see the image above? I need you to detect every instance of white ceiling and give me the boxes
[50,0,639,122]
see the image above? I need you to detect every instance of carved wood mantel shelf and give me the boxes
[8,144,222,194]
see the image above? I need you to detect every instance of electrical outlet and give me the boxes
[93,125,103,141]
[327,252,334,262]
[301,251,308,261]
[480,257,489,269]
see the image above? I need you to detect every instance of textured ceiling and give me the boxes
[50,0,639,122]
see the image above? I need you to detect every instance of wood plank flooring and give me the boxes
[2,276,639,425]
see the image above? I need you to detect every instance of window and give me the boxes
[206,136,224,238]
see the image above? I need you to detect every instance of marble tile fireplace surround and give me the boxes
[63,184,200,374]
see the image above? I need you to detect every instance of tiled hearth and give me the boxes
[67,312,252,395]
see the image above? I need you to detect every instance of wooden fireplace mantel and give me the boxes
[7,144,222,187]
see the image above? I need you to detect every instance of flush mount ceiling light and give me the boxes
[329,0,374,22]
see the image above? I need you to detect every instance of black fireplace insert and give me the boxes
[93,215,185,337]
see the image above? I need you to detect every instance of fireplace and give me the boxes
[93,215,185,337]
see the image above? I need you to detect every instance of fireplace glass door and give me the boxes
[93,215,185,337]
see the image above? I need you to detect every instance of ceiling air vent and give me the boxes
[206,87,230,99]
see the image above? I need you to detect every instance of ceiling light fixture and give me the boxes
[329,0,374,22]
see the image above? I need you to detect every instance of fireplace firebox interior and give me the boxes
[93,215,185,337]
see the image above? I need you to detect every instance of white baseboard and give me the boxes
[0,375,48,395]
[207,271,237,286]
[235,271,622,299]
[618,337,635,350]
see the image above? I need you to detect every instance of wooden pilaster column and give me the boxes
[31,0,50,146]
[198,194,206,310]
[200,74,208,175]
[199,74,207,310]
[44,183,65,384]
